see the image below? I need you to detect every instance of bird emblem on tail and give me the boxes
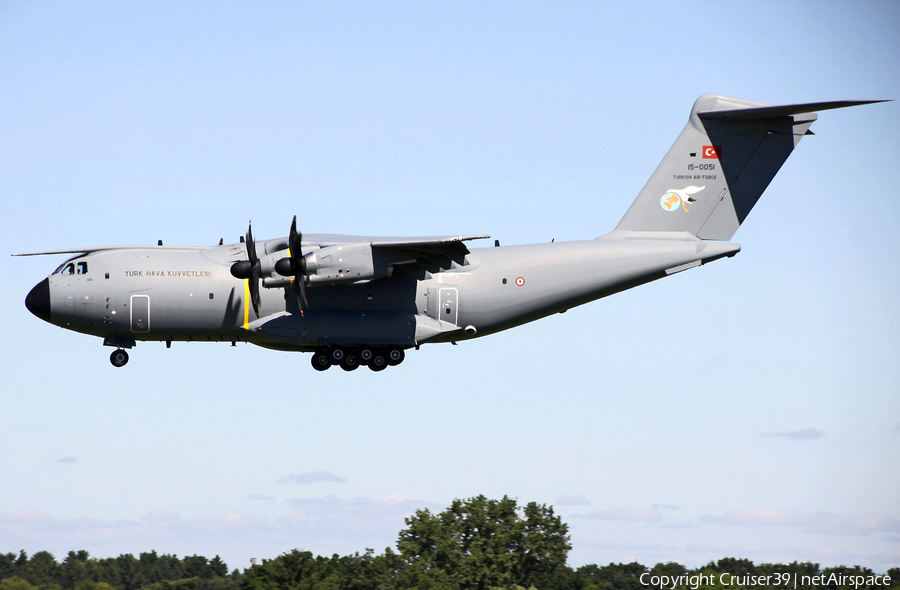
[659,185,705,212]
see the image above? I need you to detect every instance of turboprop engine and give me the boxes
[231,217,392,316]
[268,242,385,286]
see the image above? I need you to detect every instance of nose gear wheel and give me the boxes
[110,349,129,367]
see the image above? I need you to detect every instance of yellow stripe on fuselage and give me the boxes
[243,279,250,330]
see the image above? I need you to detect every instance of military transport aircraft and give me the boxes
[16,94,885,371]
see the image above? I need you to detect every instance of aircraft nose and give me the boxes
[25,278,51,322]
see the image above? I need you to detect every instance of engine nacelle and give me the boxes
[264,243,388,288]
[306,243,382,284]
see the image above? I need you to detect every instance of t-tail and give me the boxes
[613,94,886,240]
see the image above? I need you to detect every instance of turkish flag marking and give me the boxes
[702,145,721,159]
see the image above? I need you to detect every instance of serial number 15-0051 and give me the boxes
[688,163,716,171]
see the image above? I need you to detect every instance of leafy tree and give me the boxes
[148,553,188,584]
[755,562,821,590]
[573,562,647,590]
[208,558,228,579]
[821,566,878,590]
[648,562,688,581]
[0,577,37,590]
[397,495,571,590]
[689,567,734,590]
[142,579,239,590]
[111,554,142,590]
[0,555,18,580]
[304,549,397,590]
[707,558,754,577]
[2,498,898,590]
[22,551,59,589]
[240,550,322,590]
[183,557,212,580]
[61,550,92,589]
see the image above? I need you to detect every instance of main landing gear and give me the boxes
[110,349,129,367]
[310,346,406,372]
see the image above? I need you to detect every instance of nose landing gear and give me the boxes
[103,337,136,368]
[110,349,129,367]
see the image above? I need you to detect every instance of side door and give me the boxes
[130,294,150,333]
[438,287,458,325]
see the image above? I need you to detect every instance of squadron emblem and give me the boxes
[660,185,705,212]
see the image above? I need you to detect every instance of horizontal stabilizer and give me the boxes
[699,100,889,121]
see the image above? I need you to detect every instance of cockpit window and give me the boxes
[54,258,88,276]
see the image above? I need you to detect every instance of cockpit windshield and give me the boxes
[54,257,88,276]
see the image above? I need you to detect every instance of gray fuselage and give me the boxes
[31,233,739,352]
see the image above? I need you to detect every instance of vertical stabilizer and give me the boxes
[613,94,881,240]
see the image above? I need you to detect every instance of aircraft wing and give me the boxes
[13,246,134,257]
[370,234,490,272]
[13,235,490,258]
[11,246,215,257]
[296,233,490,273]
[302,233,489,248]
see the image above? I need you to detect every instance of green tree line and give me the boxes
[2,496,897,590]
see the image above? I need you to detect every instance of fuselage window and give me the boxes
[61,263,75,275]
[76,261,88,275]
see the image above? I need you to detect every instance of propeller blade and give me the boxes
[288,216,301,257]
[249,262,261,318]
[246,221,261,317]
[288,215,309,309]
[272,216,311,311]
[297,271,309,309]
[246,221,258,267]
[228,220,264,318]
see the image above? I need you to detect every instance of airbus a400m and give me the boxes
[16,95,884,371]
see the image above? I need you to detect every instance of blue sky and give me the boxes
[1,0,898,572]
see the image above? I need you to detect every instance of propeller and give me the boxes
[230,221,261,318]
[274,216,309,309]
